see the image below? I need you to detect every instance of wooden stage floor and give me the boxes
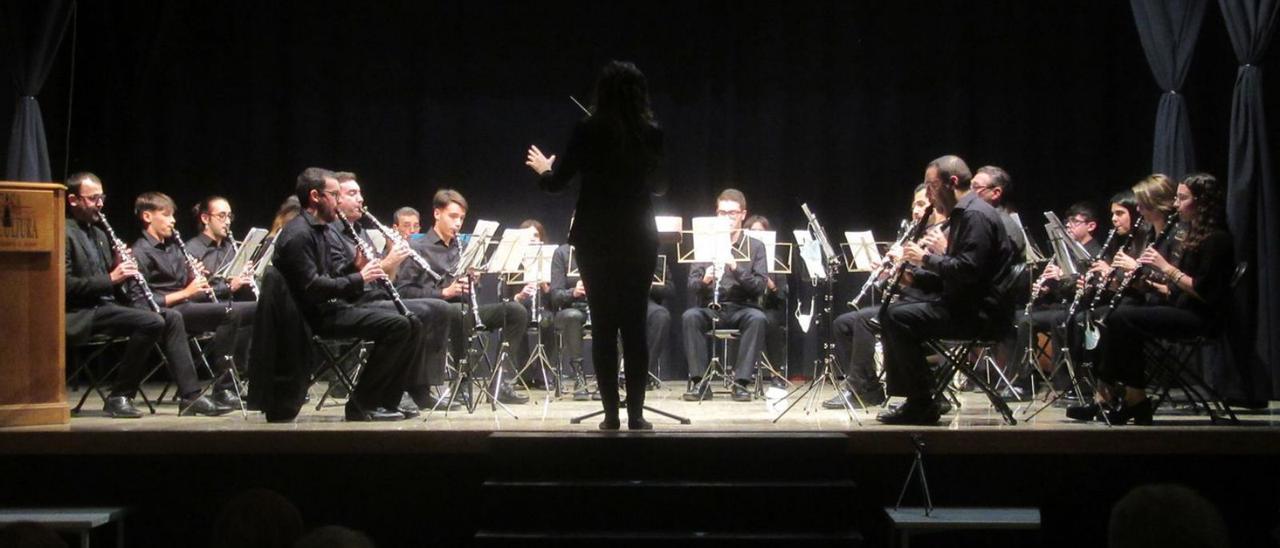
[5,381,1279,457]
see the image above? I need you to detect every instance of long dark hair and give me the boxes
[590,60,656,148]
[1181,173,1226,253]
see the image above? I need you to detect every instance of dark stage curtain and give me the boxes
[1219,0,1279,399]
[1131,0,1208,180]
[0,0,73,182]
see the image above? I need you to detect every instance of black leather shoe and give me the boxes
[438,386,471,409]
[731,383,752,402]
[876,399,942,425]
[823,389,854,409]
[344,400,405,422]
[397,395,421,419]
[411,390,462,411]
[1105,398,1154,426]
[211,389,242,409]
[682,382,712,402]
[599,415,621,430]
[103,396,143,419]
[494,382,529,404]
[1065,402,1102,422]
[628,417,653,430]
[180,395,233,417]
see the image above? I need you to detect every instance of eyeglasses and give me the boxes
[1065,217,1089,226]
[209,212,234,221]
[78,194,106,203]
[716,209,744,217]
[970,184,993,194]
[324,190,341,200]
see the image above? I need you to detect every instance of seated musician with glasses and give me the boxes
[129,191,250,413]
[185,196,258,303]
[64,174,227,418]
[394,188,530,405]
[681,189,770,402]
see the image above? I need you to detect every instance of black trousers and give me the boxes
[554,300,670,376]
[1005,305,1070,384]
[762,307,786,374]
[834,307,884,393]
[87,304,199,399]
[174,301,255,390]
[576,252,653,416]
[879,300,981,400]
[362,298,452,388]
[1098,305,1206,388]
[444,301,529,378]
[682,303,768,383]
[312,305,417,410]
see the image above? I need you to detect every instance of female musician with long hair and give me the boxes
[1068,173,1233,425]
[526,60,666,430]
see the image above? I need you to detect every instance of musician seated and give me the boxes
[273,168,417,421]
[130,192,254,411]
[1067,174,1230,425]
[393,206,422,241]
[681,189,770,402]
[827,184,943,409]
[877,156,1018,425]
[63,174,229,418]
[744,215,789,384]
[1005,201,1104,396]
[185,196,258,302]
[503,219,556,388]
[330,173,454,412]
[394,189,530,405]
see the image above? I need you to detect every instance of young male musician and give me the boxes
[394,188,530,405]
[63,172,225,418]
[681,189,770,402]
[130,192,253,410]
[186,196,257,302]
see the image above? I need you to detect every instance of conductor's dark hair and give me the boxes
[295,167,334,207]
[591,60,657,143]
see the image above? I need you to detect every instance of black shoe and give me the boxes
[397,394,421,419]
[628,417,654,430]
[211,389,242,409]
[731,383,752,402]
[411,390,462,411]
[1105,398,1154,426]
[1065,402,1102,422]
[823,389,855,409]
[344,400,405,422]
[180,395,233,417]
[103,396,143,419]
[329,381,350,399]
[599,415,621,430]
[876,399,942,425]
[572,386,592,401]
[438,386,471,409]
[682,382,712,402]
[937,398,954,415]
[494,382,529,404]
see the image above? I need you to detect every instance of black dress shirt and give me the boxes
[130,231,207,308]
[920,192,1017,319]
[548,243,673,310]
[272,211,365,319]
[687,235,769,308]
[185,233,239,300]
[396,228,460,302]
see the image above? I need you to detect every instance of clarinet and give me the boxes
[452,234,486,330]
[97,215,161,313]
[1084,218,1141,312]
[707,260,726,311]
[849,218,911,309]
[339,211,413,317]
[226,228,260,300]
[878,205,934,307]
[171,227,219,304]
[1101,210,1179,318]
[361,206,442,282]
[1062,226,1120,319]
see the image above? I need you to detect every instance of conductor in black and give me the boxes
[526,60,666,430]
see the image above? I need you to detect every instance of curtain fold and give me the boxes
[1130,0,1208,180]
[1219,0,1279,399]
[1,0,74,182]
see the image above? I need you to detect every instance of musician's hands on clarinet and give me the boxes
[442,275,471,300]
[573,279,587,299]
[359,258,387,284]
[902,241,927,266]
[230,262,254,292]
[1111,250,1138,272]
[109,257,139,285]
[1137,246,1170,273]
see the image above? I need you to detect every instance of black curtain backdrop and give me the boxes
[1220,0,1279,398]
[1131,0,1208,180]
[0,0,73,181]
[2,0,1277,378]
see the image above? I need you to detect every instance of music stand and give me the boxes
[214,227,268,279]
[773,204,864,424]
[682,218,753,400]
[509,243,561,413]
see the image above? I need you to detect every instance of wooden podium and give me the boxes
[0,181,68,426]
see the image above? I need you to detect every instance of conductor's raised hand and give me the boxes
[525,145,556,175]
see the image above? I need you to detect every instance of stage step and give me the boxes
[474,432,863,546]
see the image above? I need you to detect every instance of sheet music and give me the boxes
[455,220,499,275]
[652,254,667,286]
[843,230,880,272]
[743,229,776,268]
[488,227,536,274]
[654,216,682,234]
[218,227,268,279]
[691,216,733,263]
[518,244,557,284]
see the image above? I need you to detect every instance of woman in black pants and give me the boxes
[1069,173,1233,425]
[525,61,666,430]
